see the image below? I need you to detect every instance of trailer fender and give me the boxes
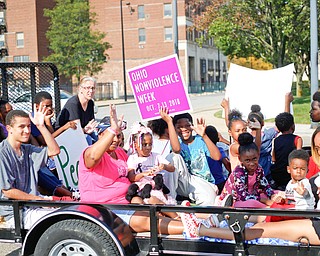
[22,204,139,256]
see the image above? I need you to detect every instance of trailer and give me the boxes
[0,200,320,256]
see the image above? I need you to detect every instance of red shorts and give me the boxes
[265,202,305,222]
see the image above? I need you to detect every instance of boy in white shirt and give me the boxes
[266,149,315,222]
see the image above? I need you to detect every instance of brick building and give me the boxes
[91,0,227,95]
[0,0,54,63]
[0,0,227,96]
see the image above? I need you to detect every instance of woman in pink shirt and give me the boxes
[79,105,198,235]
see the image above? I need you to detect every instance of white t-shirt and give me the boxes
[152,138,171,157]
[127,152,170,173]
[285,178,315,209]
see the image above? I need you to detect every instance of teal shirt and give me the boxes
[179,135,215,183]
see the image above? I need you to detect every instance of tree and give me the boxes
[190,0,317,96]
[44,0,111,81]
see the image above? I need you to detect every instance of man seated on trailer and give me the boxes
[0,104,60,229]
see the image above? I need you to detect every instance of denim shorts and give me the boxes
[111,210,135,225]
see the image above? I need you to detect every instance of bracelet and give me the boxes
[107,127,119,136]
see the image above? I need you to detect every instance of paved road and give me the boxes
[0,243,20,256]
[96,92,314,146]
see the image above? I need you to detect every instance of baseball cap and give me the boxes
[97,116,111,135]
[97,116,127,135]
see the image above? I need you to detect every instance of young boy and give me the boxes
[173,113,221,185]
[270,112,303,190]
[284,149,315,209]
[266,149,315,222]
[30,91,78,199]
[31,91,77,146]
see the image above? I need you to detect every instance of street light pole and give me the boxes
[120,0,127,102]
[310,0,318,127]
[172,0,178,57]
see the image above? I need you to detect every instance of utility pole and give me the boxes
[173,0,179,57]
[120,0,127,102]
[310,0,318,127]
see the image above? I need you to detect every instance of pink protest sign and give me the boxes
[127,54,192,121]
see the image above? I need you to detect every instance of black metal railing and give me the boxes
[188,81,227,93]
[1,200,320,256]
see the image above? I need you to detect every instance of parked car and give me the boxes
[11,90,98,114]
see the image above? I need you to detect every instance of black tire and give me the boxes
[34,219,121,256]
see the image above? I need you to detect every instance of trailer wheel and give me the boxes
[34,219,121,256]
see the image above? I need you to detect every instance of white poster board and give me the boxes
[225,63,295,120]
[53,121,88,189]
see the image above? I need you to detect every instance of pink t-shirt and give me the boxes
[247,173,257,194]
[229,142,240,171]
[79,147,131,204]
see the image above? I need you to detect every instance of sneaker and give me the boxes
[202,214,220,228]
[69,187,81,200]
[221,194,233,207]
[181,200,191,207]
[71,190,81,200]
[180,212,200,238]
[180,200,200,238]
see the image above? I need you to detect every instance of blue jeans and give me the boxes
[38,166,63,195]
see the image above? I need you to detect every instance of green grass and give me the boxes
[292,96,311,124]
[214,96,311,124]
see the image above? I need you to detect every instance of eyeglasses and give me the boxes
[81,86,96,91]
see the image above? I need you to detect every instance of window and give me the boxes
[13,55,29,62]
[138,5,145,19]
[0,34,4,47]
[0,12,4,24]
[164,27,173,41]
[138,28,146,43]
[16,32,24,47]
[164,3,172,17]
[222,61,227,82]
[186,27,194,41]
[208,60,214,71]
[215,60,220,82]
[208,59,214,83]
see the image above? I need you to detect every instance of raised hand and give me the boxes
[44,111,54,126]
[294,181,306,196]
[160,107,172,124]
[109,104,123,133]
[192,117,206,137]
[84,119,98,134]
[248,117,261,130]
[30,102,48,127]
[285,92,294,103]
[220,98,229,110]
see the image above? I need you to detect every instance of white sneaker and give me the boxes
[220,194,233,207]
[201,214,220,228]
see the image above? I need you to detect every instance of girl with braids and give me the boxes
[126,122,176,203]
[221,106,261,172]
[219,133,280,208]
